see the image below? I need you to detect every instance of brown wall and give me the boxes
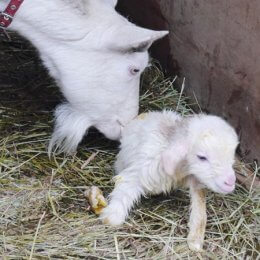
[118,0,260,162]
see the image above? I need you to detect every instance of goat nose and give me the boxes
[224,174,236,186]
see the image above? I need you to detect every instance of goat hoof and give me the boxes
[187,239,203,252]
[100,206,125,226]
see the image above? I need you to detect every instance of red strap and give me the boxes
[0,0,24,29]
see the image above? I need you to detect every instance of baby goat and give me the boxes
[101,111,239,251]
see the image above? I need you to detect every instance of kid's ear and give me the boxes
[161,143,188,175]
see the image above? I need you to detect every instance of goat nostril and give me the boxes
[224,180,235,186]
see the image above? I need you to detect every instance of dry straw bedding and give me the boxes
[0,33,259,259]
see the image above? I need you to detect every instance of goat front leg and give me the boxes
[100,173,144,226]
[187,177,207,252]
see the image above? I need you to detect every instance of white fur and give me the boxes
[0,0,168,154]
[101,111,239,251]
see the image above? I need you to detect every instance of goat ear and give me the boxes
[161,142,188,175]
[103,0,118,7]
[107,26,169,52]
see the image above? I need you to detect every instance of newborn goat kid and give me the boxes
[101,111,239,251]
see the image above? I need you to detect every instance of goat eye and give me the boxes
[197,155,208,161]
[130,68,140,76]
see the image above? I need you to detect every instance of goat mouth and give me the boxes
[216,183,235,193]
[116,119,125,127]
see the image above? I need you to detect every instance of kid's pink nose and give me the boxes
[224,174,236,186]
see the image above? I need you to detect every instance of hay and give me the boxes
[0,33,259,259]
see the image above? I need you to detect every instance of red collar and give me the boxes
[0,0,24,29]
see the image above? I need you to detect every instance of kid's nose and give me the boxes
[224,174,236,186]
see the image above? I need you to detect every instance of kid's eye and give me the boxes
[197,155,208,161]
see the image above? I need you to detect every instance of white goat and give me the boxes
[0,0,168,154]
[100,111,239,251]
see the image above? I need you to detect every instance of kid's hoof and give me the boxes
[187,239,203,252]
